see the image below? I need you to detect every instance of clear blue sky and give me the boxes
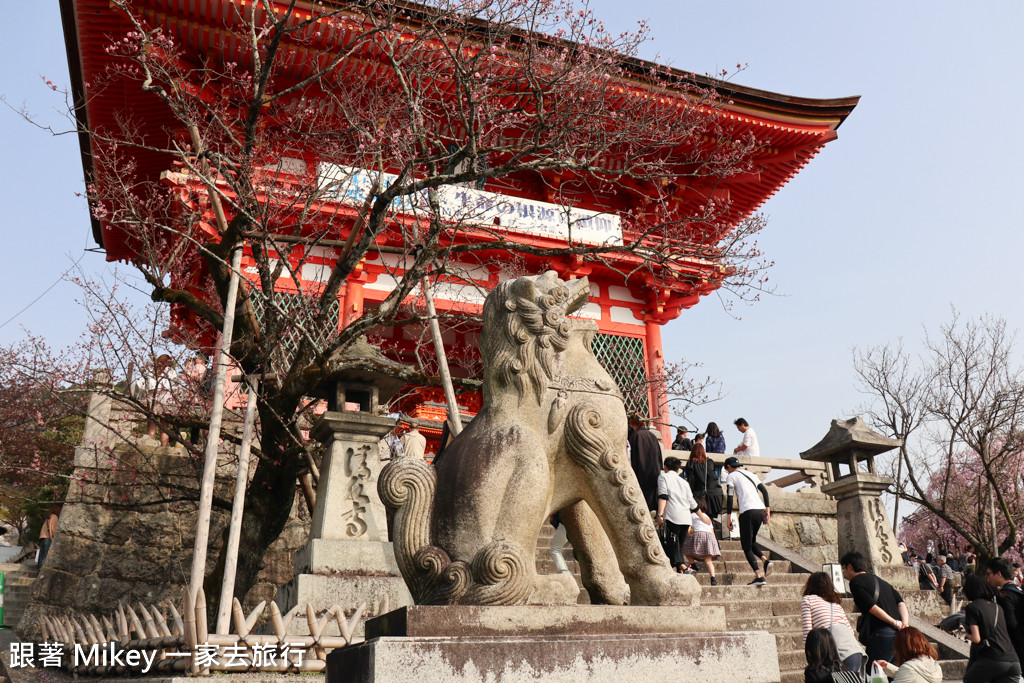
[2,2,1023,469]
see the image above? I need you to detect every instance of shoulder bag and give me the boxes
[855,576,880,643]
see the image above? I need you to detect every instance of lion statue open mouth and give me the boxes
[379,270,699,606]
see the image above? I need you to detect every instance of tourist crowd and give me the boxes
[802,550,1024,683]
[636,416,770,583]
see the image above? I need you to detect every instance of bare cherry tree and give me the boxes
[855,310,1024,562]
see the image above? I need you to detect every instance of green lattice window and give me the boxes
[250,292,340,374]
[592,333,649,417]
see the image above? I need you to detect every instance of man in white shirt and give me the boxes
[724,456,771,585]
[655,456,699,572]
[733,417,759,458]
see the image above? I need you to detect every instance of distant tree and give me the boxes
[855,310,1024,563]
[898,447,1024,563]
[0,339,83,544]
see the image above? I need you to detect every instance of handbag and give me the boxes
[828,603,865,662]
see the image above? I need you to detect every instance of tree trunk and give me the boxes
[202,407,300,621]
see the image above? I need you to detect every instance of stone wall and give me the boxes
[17,388,309,638]
[761,488,839,567]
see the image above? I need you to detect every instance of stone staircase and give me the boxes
[699,540,967,683]
[535,529,967,682]
[699,540,841,683]
[0,562,39,631]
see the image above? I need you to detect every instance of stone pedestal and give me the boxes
[308,411,397,542]
[275,411,413,636]
[821,473,915,590]
[328,605,780,682]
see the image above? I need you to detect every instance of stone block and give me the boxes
[46,536,103,577]
[366,605,726,639]
[822,519,839,545]
[102,542,188,584]
[328,631,780,682]
[74,576,134,612]
[129,510,187,542]
[275,574,413,636]
[294,538,402,575]
[130,580,182,606]
[903,589,947,623]
[29,569,81,607]
[876,565,917,593]
[794,517,825,546]
[768,491,837,516]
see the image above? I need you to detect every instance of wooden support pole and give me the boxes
[421,276,462,436]
[299,472,317,513]
[190,245,244,604]
[215,376,259,634]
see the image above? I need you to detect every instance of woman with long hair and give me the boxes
[804,628,851,683]
[801,572,865,673]
[961,573,1021,683]
[875,626,941,682]
[684,433,724,518]
[705,421,726,454]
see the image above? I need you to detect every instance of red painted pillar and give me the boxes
[342,281,364,327]
[341,263,368,328]
[644,319,671,447]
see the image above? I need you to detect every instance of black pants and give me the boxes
[963,658,1022,683]
[738,509,764,572]
[661,520,689,569]
[864,626,896,667]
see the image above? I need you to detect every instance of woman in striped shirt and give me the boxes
[801,572,865,674]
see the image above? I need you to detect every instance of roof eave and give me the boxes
[59,0,105,250]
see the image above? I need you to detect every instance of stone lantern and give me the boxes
[276,337,414,630]
[800,417,914,589]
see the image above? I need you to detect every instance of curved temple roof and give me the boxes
[59,0,859,259]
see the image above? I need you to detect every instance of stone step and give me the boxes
[535,558,581,575]
[1,576,37,587]
[696,572,808,586]
[728,613,803,632]
[717,549,766,561]
[774,632,804,653]
[700,583,808,601]
[711,599,858,621]
[939,658,968,679]
[776,649,805,672]
[778,658,968,683]
[780,669,803,683]
[689,559,792,574]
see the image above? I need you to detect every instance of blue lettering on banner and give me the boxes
[317,163,622,246]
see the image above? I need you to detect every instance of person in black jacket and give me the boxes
[962,573,1021,683]
[628,415,663,512]
[985,558,1024,670]
[841,551,909,665]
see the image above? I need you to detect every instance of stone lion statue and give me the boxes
[378,271,698,606]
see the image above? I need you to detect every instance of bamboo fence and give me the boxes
[38,586,388,675]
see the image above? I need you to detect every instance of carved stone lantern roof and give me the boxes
[801,416,902,480]
[315,335,412,413]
